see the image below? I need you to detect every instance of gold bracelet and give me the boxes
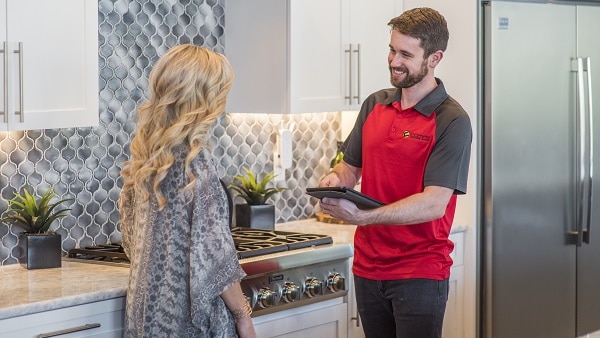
[232,301,252,320]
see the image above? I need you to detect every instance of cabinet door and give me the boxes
[224,0,287,114]
[225,0,399,114]
[225,0,346,114]
[288,0,347,114]
[2,0,98,131]
[443,264,464,338]
[443,231,465,338]
[0,1,6,124]
[0,297,125,338]
[346,0,400,110]
[347,257,366,338]
[253,300,348,338]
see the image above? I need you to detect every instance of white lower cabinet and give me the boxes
[0,297,125,338]
[444,231,465,338]
[347,258,365,338]
[252,298,347,338]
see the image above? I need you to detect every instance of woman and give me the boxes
[119,44,256,338]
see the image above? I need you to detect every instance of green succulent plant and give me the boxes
[228,168,286,205]
[1,186,73,234]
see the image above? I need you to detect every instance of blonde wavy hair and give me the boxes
[121,44,234,209]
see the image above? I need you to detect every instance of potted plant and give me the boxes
[228,168,286,230]
[1,186,73,269]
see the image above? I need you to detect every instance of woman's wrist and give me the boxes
[232,301,252,320]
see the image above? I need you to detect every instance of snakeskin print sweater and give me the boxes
[119,146,246,337]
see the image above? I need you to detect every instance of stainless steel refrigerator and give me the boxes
[481,1,600,337]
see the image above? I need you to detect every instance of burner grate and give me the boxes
[68,244,129,263]
[67,229,334,262]
[231,228,333,258]
[235,240,289,259]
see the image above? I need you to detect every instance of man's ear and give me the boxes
[428,50,444,68]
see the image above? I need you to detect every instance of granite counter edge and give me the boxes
[0,287,126,321]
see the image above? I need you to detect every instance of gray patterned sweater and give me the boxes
[119,146,245,337]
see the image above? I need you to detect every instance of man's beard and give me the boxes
[390,59,428,88]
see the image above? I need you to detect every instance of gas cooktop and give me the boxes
[67,228,334,262]
[231,227,333,259]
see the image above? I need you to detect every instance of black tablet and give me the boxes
[305,187,385,210]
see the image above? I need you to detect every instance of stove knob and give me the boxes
[327,272,345,292]
[282,282,301,303]
[304,277,323,298]
[257,288,277,308]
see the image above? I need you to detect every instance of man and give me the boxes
[319,7,472,338]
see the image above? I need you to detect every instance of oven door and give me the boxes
[252,298,347,338]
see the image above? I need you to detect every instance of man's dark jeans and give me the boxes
[354,276,449,338]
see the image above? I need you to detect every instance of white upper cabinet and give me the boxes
[225,0,401,114]
[346,0,402,110]
[0,0,98,131]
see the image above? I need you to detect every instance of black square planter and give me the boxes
[19,233,62,269]
[234,204,275,230]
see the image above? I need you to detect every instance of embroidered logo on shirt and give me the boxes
[403,130,430,141]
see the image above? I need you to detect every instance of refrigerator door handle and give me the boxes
[574,57,586,247]
[584,56,593,244]
[573,56,594,246]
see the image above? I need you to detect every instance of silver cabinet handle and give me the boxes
[345,44,353,104]
[351,311,361,327]
[1,41,7,123]
[37,323,101,337]
[353,44,361,104]
[14,42,24,122]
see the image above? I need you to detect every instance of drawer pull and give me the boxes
[38,323,101,337]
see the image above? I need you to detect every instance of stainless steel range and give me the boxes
[67,227,353,317]
[233,228,352,316]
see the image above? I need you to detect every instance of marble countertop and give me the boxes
[0,260,129,320]
[276,219,358,244]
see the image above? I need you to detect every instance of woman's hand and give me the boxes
[235,316,257,338]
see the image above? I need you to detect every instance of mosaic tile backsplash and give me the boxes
[0,0,342,265]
